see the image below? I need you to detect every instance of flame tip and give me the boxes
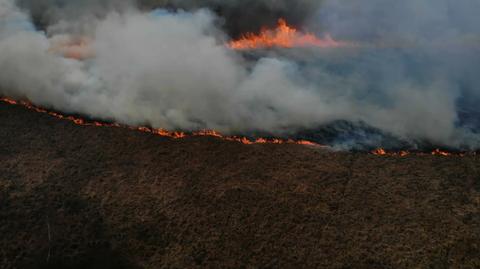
[228,18,348,50]
[0,97,319,147]
[1,97,474,154]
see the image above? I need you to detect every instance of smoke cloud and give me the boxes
[1,0,480,150]
[16,0,322,36]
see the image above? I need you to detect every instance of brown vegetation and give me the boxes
[0,102,479,268]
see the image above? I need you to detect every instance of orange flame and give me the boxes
[1,97,474,155]
[48,36,94,60]
[372,148,387,155]
[229,19,348,50]
[431,149,451,156]
[0,97,321,147]
[2,97,475,155]
[371,148,464,157]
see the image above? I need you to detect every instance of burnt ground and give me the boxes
[0,102,479,269]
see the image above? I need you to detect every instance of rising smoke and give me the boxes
[1,0,479,150]
[16,0,322,36]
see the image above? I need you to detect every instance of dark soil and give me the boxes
[1,102,479,269]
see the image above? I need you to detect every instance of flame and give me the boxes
[431,149,451,156]
[371,148,467,157]
[1,97,475,155]
[228,19,348,50]
[46,19,347,62]
[372,148,387,155]
[48,36,94,60]
[0,97,321,147]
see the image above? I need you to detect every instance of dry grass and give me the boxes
[0,103,479,268]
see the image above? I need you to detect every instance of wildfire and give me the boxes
[229,19,348,50]
[372,148,387,155]
[1,97,475,155]
[431,149,451,156]
[48,36,94,60]
[45,19,347,60]
[371,148,466,157]
[0,97,320,147]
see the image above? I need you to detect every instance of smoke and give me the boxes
[16,0,322,36]
[1,0,480,150]
[15,0,134,33]
[315,0,480,43]
[146,0,323,37]
[306,0,480,148]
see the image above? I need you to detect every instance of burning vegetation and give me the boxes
[228,18,348,50]
[48,35,94,60]
[2,2,480,268]
[370,148,472,157]
[0,97,318,146]
[2,95,479,269]
[1,96,472,156]
[1,0,480,152]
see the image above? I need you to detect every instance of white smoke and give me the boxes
[1,0,479,149]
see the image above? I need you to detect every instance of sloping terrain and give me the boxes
[0,102,479,269]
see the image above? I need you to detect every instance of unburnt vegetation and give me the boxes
[0,102,479,268]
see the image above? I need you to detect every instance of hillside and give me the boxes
[0,102,479,268]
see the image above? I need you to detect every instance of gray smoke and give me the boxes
[15,0,133,29]
[315,0,480,43]
[307,0,480,148]
[1,0,480,150]
[16,0,322,36]
[145,0,323,36]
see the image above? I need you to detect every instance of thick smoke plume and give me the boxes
[1,0,480,150]
[16,0,322,36]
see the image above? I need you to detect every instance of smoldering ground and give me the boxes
[1,0,480,150]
